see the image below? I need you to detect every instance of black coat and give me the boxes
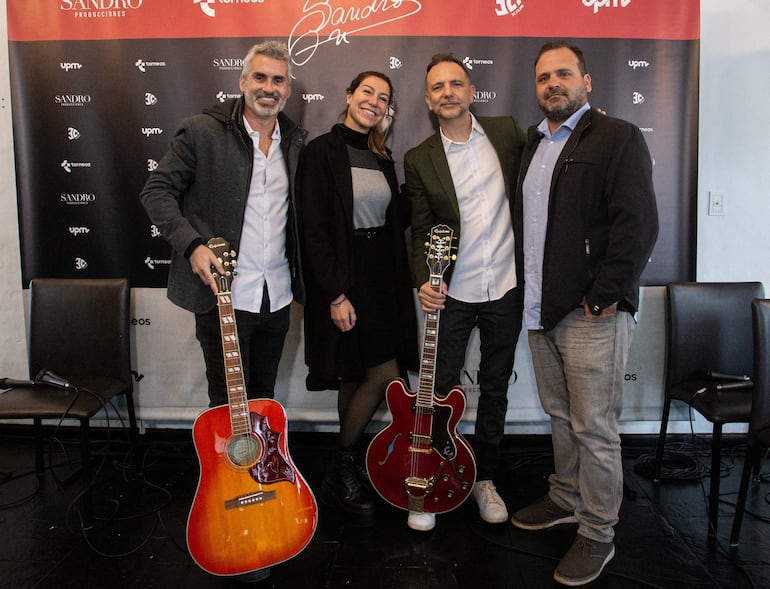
[513,109,659,330]
[297,125,418,386]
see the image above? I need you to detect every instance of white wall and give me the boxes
[1,1,768,434]
[697,0,770,287]
[0,0,27,383]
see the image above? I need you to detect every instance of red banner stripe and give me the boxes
[8,1,699,43]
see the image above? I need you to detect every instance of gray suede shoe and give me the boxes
[510,494,577,530]
[553,534,615,586]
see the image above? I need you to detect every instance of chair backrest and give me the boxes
[27,278,132,390]
[751,299,770,446]
[665,282,765,388]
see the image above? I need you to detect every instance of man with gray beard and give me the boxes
[140,41,307,412]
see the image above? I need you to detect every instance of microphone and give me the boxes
[714,381,753,391]
[0,377,36,388]
[696,380,753,395]
[706,370,751,381]
[34,369,74,390]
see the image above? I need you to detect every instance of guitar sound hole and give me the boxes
[227,434,261,468]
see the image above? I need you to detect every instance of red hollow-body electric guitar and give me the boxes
[366,225,476,515]
[186,238,317,576]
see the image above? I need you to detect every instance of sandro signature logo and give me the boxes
[289,0,422,67]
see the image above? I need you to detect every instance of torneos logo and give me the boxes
[194,0,264,18]
[194,0,216,17]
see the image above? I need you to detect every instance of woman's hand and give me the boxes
[331,295,357,332]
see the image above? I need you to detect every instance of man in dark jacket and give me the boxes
[140,41,308,411]
[510,41,659,587]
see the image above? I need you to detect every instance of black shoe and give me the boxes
[232,568,270,584]
[321,450,375,526]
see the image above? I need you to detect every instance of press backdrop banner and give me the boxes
[6,0,699,426]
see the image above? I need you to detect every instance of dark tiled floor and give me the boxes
[0,426,768,589]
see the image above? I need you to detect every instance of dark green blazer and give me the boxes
[403,115,526,286]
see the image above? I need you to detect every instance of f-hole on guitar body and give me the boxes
[186,237,317,576]
[366,224,476,515]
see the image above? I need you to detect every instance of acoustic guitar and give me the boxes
[186,237,317,576]
[365,224,476,515]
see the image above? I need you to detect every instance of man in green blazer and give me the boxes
[403,53,526,532]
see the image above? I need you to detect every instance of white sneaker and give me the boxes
[472,480,508,523]
[407,510,436,531]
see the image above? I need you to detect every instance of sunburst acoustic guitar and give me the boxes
[186,237,317,576]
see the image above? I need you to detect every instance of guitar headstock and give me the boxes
[206,237,237,293]
[424,224,456,280]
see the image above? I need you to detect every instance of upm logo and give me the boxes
[495,0,524,17]
[583,0,631,14]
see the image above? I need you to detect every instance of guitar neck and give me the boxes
[217,291,251,435]
[416,273,442,412]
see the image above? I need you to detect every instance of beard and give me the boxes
[539,87,587,123]
[245,90,287,118]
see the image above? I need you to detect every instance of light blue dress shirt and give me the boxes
[522,102,591,329]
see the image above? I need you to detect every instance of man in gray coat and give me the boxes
[140,41,307,411]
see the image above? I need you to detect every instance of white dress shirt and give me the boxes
[231,117,292,313]
[441,115,517,303]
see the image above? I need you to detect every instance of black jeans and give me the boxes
[194,298,291,408]
[435,287,522,480]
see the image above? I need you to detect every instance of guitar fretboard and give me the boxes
[416,274,442,413]
[217,292,251,435]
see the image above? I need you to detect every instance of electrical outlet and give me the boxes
[708,191,724,216]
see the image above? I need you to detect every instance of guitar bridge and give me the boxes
[224,489,276,510]
[405,476,432,493]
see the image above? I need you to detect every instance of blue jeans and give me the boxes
[527,308,635,542]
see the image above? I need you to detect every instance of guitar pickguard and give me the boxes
[428,404,457,460]
[248,412,296,485]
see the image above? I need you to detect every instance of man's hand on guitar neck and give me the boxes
[190,244,225,295]
[418,280,448,313]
